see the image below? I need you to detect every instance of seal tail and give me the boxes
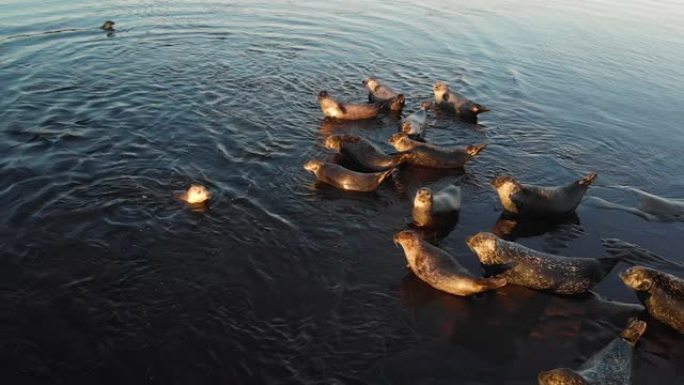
[466,143,487,157]
[379,168,399,184]
[578,172,598,186]
[476,276,507,292]
[620,318,647,345]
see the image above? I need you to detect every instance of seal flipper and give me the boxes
[475,276,507,292]
[620,318,647,345]
[578,172,598,186]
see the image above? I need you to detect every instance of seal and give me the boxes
[413,185,461,227]
[317,91,379,120]
[362,77,405,112]
[538,318,647,385]
[587,186,684,222]
[433,81,489,121]
[620,266,684,333]
[394,230,507,296]
[324,135,406,172]
[101,21,115,31]
[466,232,623,295]
[304,159,395,192]
[491,173,597,217]
[179,184,211,204]
[401,101,432,139]
[388,132,486,169]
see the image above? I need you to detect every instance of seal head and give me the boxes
[465,232,499,264]
[101,20,115,31]
[388,132,415,152]
[538,368,588,385]
[620,266,656,291]
[181,184,211,204]
[304,159,323,173]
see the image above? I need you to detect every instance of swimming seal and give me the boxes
[317,90,379,120]
[101,21,115,31]
[412,185,461,227]
[587,186,684,222]
[180,184,211,204]
[324,135,406,172]
[433,81,489,121]
[491,173,597,217]
[620,266,684,333]
[466,232,623,295]
[304,159,395,192]
[537,318,647,385]
[388,132,486,169]
[401,101,431,139]
[394,230,506,296]
[362,77,405,112]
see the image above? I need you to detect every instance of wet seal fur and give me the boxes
[401,101,432,139]
[413,185,461,227]
[620,266,684,333]
[304,159,395,192]
[433,81,489,121]
[466,232,623,295]
[101,21,115,31]
[362,77,405,112]
[388,132,486,169]
[492,173,597,217]
[318,90,380,120]
[394,230,506,296]
[538,318,647,385]
[324,135,406,172]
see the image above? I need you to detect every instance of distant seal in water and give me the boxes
[388,132,486,169]
[433,81,489,121]
[180,184,211,204]
[401,101,431,139]
[491,173,597,217]
[362,77,405,112]
[620,266,684,333]
[304,159,395,192]
[537,318,647,385]
[324,135,406,172]
[394,230,507,296]
[413,185,461,227]
[101,21,115,31]
[587,186,684,222]
[317,91,380,120]
[466,232,623,295]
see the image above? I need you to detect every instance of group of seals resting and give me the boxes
[538,318,647,385]
[394,230,506,296]
[491,173,597,217]
[466,232,622,295]
[621,266,684,333]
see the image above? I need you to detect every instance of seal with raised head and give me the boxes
[466,232,623,295]
[538,318,647,385]
[362,77,405,112]
[413,185,461,227]
[433,81,489,120]
[394,230,507,296]
[101,21,115,31]
[324,135,406,172]
[491,173,597,217]
[388,132,486,169]
[304,159,395,192]
[620,266,684,333]
[318,91,379,120]
[401,101,431,139]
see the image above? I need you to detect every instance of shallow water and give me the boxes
[1,0,684,384]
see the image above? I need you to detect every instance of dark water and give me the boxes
[2,0,684,384]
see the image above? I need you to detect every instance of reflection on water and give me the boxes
[2,0,684,383]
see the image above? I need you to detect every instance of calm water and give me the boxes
[1,0,684,384]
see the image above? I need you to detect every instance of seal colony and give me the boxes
[300,74,682,382]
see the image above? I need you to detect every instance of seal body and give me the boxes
[362,77,405,112]
[413,185,461,227]
[394,230,506,296]
[466,232,622,295]
[101,21,115,31]
[318,91,379,120]
[620,266,684,333]
[304,160,394,192]
[324,135,406,172]
[433,81,489,121]
[401,102,431,139]
[538,319,647,385]
[491,173,597,217]
[389,133,486,169]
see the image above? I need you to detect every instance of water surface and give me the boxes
[1,0,684,384]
